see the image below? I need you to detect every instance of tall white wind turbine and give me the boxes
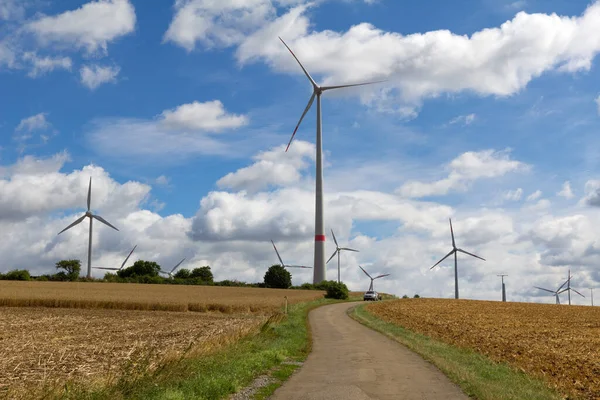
[57,177,119,279]
[279,37,384,284]
[327,229,358,283]
[430,218,485,299]
[94,245,137,272]
[359,265,390,292]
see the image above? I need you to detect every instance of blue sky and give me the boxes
[1,0,600,302]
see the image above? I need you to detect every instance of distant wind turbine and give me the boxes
[271,240,312,269]
[430,218,485,299]
[279,37,384,284]
[57,177,119,279]
[160,258,186,278]
[326,229,359,283]
[534,276,571,304]
[560,269,585,305]
[94,245,137,272]
[359,265,390,292]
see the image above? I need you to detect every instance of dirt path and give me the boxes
[269,302,469,400]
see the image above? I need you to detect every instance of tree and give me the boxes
[2,269,31,281]
[264,265,292,289]
[174,268,191,279]
[55,260,81,281]
[402,294,409,299]
[324,281,349,299]
[413,294,420,298]
[190,266,213,283]
[118,260,161,278]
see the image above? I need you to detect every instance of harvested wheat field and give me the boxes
[0,281,324,314]
[0,306,266,399]
[367,298,600,400]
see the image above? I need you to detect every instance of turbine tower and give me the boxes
[430,218,485,299]
[359,265,390,292]
[160,258,186,278]
[94,245,137,272]
[326,229,359,283]
[497,274,508,302]
[561,269,585,305]
[271,240,312,269]
[279,37,383,284]
[57,177,119,279]
[590,288,595,306]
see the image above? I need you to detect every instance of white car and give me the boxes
[363,291,380,301]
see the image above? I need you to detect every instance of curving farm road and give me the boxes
[269,302,469,400]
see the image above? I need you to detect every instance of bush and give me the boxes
[54,259,81,281]
[190,266,213,283]
[2,269,31,281]
[264,265,292,289]
[402,294,409,299]
[118,260,161,278]
[174,268,191,279]
[324,281,349,299]
[413,294,420,298]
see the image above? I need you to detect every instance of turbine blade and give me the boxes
[57,215,86,235]
[171,258,185,273]
[271,240,285,266]
[557,277,570,292]
[321,80,386,91]
[340,247,359,252]
[331,229,339,247]
[120,245,137,269]
[456,248,485,261]
[534,286,556,294]
[359,265,372,279]
[430,249,455,269]
[374,273,390,279]
[326,250,337,264]
[449,218,455,248]
[286,92,315,152]
[278,37,317,87]
[571,288,585,298]
[92,214,119,231]
[87,177,92,211]
[285,265,312,269]
[93,267,119,270]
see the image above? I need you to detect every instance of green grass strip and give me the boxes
[350,304,564,400]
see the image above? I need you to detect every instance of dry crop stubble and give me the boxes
[0,281,325,314]
[367,298,600,400]
[0,307,265,398]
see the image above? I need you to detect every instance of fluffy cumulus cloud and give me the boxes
[21,52,72,78]
[80,64,120,90]
[1,146,600,301]
[165,0,600,113]
[26,0,136,54]
[557,181,575,199]
[398,149,528,198]
[86,100,253,161]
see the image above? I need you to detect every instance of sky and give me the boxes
[1,0,600,304]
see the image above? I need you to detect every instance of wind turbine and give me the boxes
[94,245,137,272]
[57,177,119,279]
[271,240,312,269]
[279,37,384,284]
[430,218,485,299]
[326,229,359,283]
[560,269,585,305]
[359,265,390,292]
[497,274,508,302]
[534,276,570,304]
[160,258,186,278]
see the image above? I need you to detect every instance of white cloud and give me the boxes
[398,149,528,198]
[0,0,25,20]
[504,188,523,201]
[557,181,574,199]
[155,175,170,186]
[217,141,314,192]
[160,100,248,131]
[449,113,476,126]
[15,113,50,133]
[22,52,72,78]
[26,0,136,54]
[581,179,600,207]
[595,94,600,115]
[526,190,542,201]
[220,1,600,112]
[80,64,120,90]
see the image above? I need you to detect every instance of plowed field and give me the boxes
[367,299,600,400]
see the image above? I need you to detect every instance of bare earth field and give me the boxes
[0,281,325,313]
[367,298,600,400]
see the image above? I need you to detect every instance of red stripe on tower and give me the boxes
[315,235,326,242]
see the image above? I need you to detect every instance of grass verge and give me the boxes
[37,298,338,400]
[350,304,563,400]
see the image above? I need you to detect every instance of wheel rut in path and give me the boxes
[269,302,469,400]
